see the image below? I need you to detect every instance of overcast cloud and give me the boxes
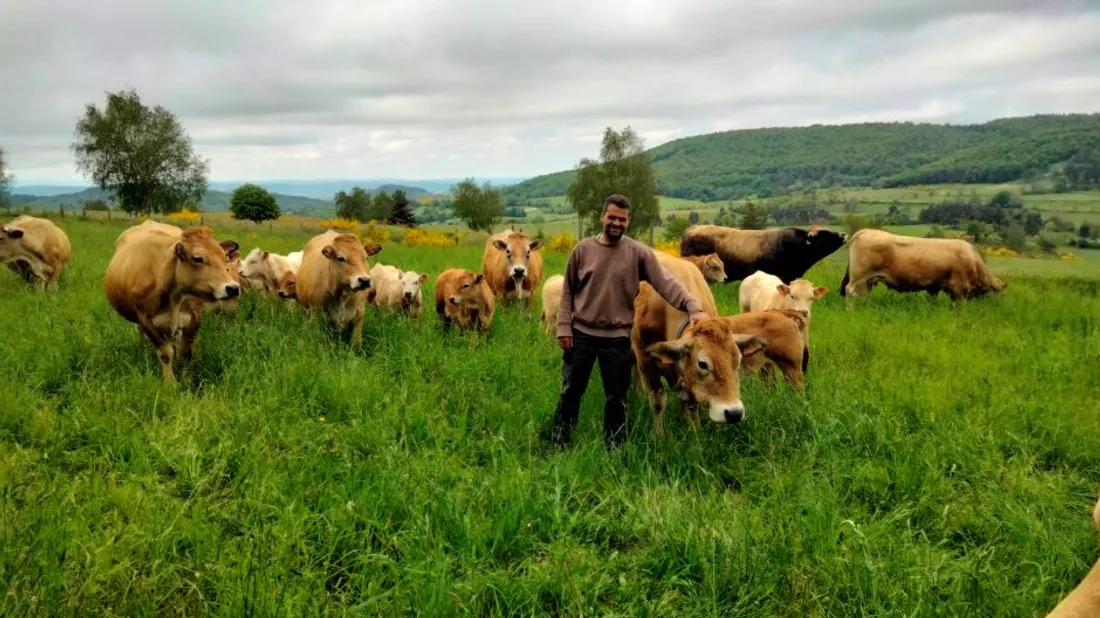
[2,0,1098,183]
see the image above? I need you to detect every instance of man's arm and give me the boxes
[556,248,580,339]
[640,248,704,315]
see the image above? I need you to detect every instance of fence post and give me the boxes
[59,203,64,218]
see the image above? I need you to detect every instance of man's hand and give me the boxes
[689,311,708,325]
[558,336,573,351]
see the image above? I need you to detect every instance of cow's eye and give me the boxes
[698,359,709,371]
[338,256,346,263]
[192,255,204,264]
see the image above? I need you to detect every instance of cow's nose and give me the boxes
[722,405,745,424]
[512,267,526,277]
[357,275,371,289]
[225,285,241,299]
[404,292,413,300]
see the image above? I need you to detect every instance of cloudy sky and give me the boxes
[2,0,1098,183]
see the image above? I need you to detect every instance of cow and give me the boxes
[724,309,809,391]
[839,229,1006,302]
[631,252,727,435]
[434,268,495,331]
[238,247,295,295]
[481,230,544,316]
[103,221,240,381]
[295,230,380,346]
[369,263,428,316]
[285,250,303,272]
[679,224,847,283]
[680,252,727,285]
[0,215,72,290]
[540,274,564,333]
[1044,492,1100,617]
[209,244,244,315]
[739,270,827,346]
[277,270,297,302]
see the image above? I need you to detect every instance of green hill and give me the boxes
[505,113,1100,202]
[10,187,336,216]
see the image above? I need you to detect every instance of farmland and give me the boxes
[1,215,1099,616]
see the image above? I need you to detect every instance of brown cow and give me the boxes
[0,215,72,290]
[840,229,1006,302]
[481,230,544,316]
[724,309,809,391]
[631,253,726,434]
[209,245,244,315]
[295,230,380,346]
[680,253,727,284]
[434,268,495,331]
[277,269,297,302]
[1044,492,1100,617]
[104,221,240,381]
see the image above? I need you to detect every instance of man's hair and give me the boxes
[604,194,631,211]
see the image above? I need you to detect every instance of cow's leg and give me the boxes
[137,314,175,382]
[524,288,536,318]
[46,267,62,291]
[633,343,669,437]
[350,310,364,346]
[778,358,805,392]
[178,307,202,365]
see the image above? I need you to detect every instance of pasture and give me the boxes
[2,217,1100,617]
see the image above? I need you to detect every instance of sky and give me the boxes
[2,0,1099,184]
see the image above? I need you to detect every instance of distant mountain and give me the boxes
[504,113,1100,202]
[9,187,336,216]
[11,184,94,197]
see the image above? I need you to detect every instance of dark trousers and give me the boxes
[551,329,633,446]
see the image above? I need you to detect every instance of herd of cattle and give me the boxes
[5,214,1100,615]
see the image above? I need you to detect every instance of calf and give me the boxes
[103,221,240,381]
[540,274,564,333]
[238,247,295,295]
[739,269,827,345]
[295,230,380,346]
[369,263,428,316]
[725,309,809,391]
[681,253,727,285]
[481,230,544,316]
[434,268,495,331]
[0,215,72,290]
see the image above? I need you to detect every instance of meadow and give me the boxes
[2,217,1100,617]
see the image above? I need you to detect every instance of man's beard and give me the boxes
[604,224,624,240]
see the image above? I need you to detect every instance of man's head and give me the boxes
[601,194,631,242]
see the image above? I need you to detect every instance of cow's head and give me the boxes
[238,247,275,280]
[777,278,828,316]
[277,269,297,300]
[696,253,727,284]
[173,226,241,301]
[646,318,766,424]
[321,234,373,292]
[801,226,847,260]
[0,224,28,262]
[449,272,485,308]
[492,232,543,281]
[399,270,427,306]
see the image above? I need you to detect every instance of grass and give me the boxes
[2,217,1099,616]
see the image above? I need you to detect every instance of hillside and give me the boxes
[9,187,336,216]
[505,113,1100,202]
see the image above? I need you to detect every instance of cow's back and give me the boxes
[369,264,402,306]
[296,231,340,309]
[105,222,180,322]
[635,253,718,346]
[541,274,564,327]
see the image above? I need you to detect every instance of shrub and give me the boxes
[360,222,391,244]
[403,229,452,248]
[546,232,577,253]
[167,208,201,223]
[318,218,359,231]
[654,240,680,256]
[662,216,691,242]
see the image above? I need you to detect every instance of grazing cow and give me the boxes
[840,229,1006,301]
[238,248,295,295]
[369,263,427,316]
[631,254,726,434]
[680,252,727,285]
[209,245,244,315]
[295,230,380,346]
[481,230,544,316]
[738,270,827,346]
[724,309,809,391]
[540,274,564,333]
[679,224,847,283]
[0,215,72,290]
[103,221,240,381]
[277,269,297,302]
[1044,492,1100,617]
[285,250,303,272]
[434,268,495,331]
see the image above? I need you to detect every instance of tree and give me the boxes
[1080,223,1093,239]
[452,178,504,232]
[565,126,660,240]
[229,183,280,223]
[688,211,700,225]
[71,88,209,215]
[390,189,416,226]
[368,191,394,222]
[334,187,371,221]
[740,199,769,229]
[662,216,691,242]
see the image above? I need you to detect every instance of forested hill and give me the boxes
[505,113,1100,202]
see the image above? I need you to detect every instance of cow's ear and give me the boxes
[647,337,692,363]
[174,242,188,261]
[776,284,790,296]
[419,273,428,284]
[322,245,337,260]
[364,242,382,256]
[493,240,508,251]
[5,228,24,239]
[733,334,766,358]
[813,286,828,299]
[473,273,484,285]
[220,240,240,260]
[261,250,269,259]
[529,239,544,251]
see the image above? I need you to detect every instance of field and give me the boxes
[2,217,1100,616]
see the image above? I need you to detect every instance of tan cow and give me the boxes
[1045,493,1100,617]
[739,269,827,346]
[725,309,809,391]
[277,269,297,302]
[369,263,428,316]
[238,247,295,295]
[540,274,564,333]
[209,245,244,315]
[0,215,72,290]
[434,268,495,331]
[840,229,1006,302]
[103,221,240,381]
[631,254,725,434]
[681,253,727,285]
[481,230,544,316]
[295,230,380,346]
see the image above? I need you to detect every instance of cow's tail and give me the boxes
[839,266,850,297]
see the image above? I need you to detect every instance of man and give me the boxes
[545,194,708,448]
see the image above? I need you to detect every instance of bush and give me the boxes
[361,222,391,244]
[926,225,945,239]
[230,183,280,223]
[318,218,359,231]
[653,240,680,256]
[403,229,452,248]
[166,208,201,224]
[662,216,692,242]
[1037,235,1058,253]
[546,232,577,253]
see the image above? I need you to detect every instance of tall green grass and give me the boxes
[1,219,1099,616]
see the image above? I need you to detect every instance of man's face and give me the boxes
[602,204,630,240]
